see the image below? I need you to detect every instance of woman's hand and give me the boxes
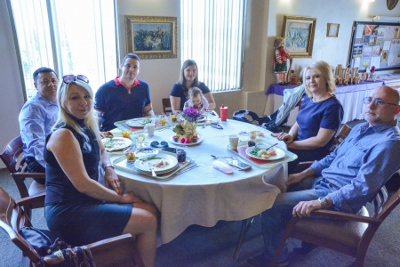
[271,132,294,144]
[120,192,143,204]
[105,168,123,195]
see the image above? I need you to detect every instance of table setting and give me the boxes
[105,114,297,244]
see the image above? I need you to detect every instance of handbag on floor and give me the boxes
[19,226,61,257]
[19,226,95,267]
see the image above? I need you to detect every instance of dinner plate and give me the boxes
[245,145,285,161]
[126,118,155,128]
[170,134,203,146]
[135,147,159,159]
[102,137,132,152]
[134,153,178,174]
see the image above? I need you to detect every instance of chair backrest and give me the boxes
[0,187,42,265]
[0,136,24,174]
[162,98,173,115]
[333,124,352,148]
[0,136,45,202]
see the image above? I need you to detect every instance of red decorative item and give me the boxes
[370,66,375,73]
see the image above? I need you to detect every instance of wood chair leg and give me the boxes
[234,216,255,261]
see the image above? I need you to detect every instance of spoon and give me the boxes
[210,155,232,159]
[264,143,279,151]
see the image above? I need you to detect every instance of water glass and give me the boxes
[136,133,146,147]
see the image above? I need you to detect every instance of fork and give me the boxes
[148,163,157,177]
[176,164,198,175]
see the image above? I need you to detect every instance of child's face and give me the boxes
[191,95,202,106]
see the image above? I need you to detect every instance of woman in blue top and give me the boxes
[44,75,157,267]
[272,61,344,174]
[170,59,216,113]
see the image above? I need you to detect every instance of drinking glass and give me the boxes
[136,133,146,147]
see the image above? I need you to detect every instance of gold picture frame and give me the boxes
[327,23,340,37]
[282,15,316,58]
[125,15,178,59]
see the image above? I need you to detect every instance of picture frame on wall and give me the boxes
[125,15,178,59]
[282,15,316,58]
[327,23,340,37]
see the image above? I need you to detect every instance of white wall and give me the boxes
[116,0,182,115]
[0,0,25,168]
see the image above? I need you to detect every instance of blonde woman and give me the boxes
[272,61,344,174]
[44,75,157,267]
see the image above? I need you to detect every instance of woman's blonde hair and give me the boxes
[53,79,100,140]
[302,61,336,97]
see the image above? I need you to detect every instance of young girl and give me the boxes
[183,87,209,112]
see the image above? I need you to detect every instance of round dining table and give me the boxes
[110,119,294,244]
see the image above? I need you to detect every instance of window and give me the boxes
[9,0,117,99]
[181,0,246,92]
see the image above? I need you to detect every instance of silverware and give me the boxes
[175,164,198,175]
[148,163,157,177]
[265,143,279,151]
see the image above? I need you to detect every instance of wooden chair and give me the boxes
[332,124,352,149]
[162,98,173,115]
[0,136,46,218]
[270,177,400,267]
[0,187,145,267]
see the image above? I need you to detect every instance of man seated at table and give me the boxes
[18,67,59,183]
[95,53,155,131]
[246,85,400,267]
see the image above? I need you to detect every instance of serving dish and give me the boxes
[170,134,203,146]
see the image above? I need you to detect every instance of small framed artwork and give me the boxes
[282,15,316,58]
[327,23,340,37]
[125,15,178,59]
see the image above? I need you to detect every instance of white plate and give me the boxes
[126,118,154,128]
[245,145,285,161]
[135,147,159,159]
[170,134,203,146]
[102,137,132,152]
[134,154,178,174]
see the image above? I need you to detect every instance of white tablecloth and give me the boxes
[111,119,288,244]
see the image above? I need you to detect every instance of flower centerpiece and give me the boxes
[172,108,201,143]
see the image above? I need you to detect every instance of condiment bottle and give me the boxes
[220,104,228,121]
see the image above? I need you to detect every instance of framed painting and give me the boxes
[125,15,177,59]
[327,23,340,37]
[282,15,316,58]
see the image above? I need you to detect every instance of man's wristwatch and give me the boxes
[318,197,329,209]
[103,164,114,171]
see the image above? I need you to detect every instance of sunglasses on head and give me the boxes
[63,74,89,84]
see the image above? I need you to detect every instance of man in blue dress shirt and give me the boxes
[247,85,400,267]
[18,67,59,183]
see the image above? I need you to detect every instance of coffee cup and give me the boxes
[144,123,155,137]
[229,135,239,150]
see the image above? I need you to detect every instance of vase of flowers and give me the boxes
[172,108,201,143]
